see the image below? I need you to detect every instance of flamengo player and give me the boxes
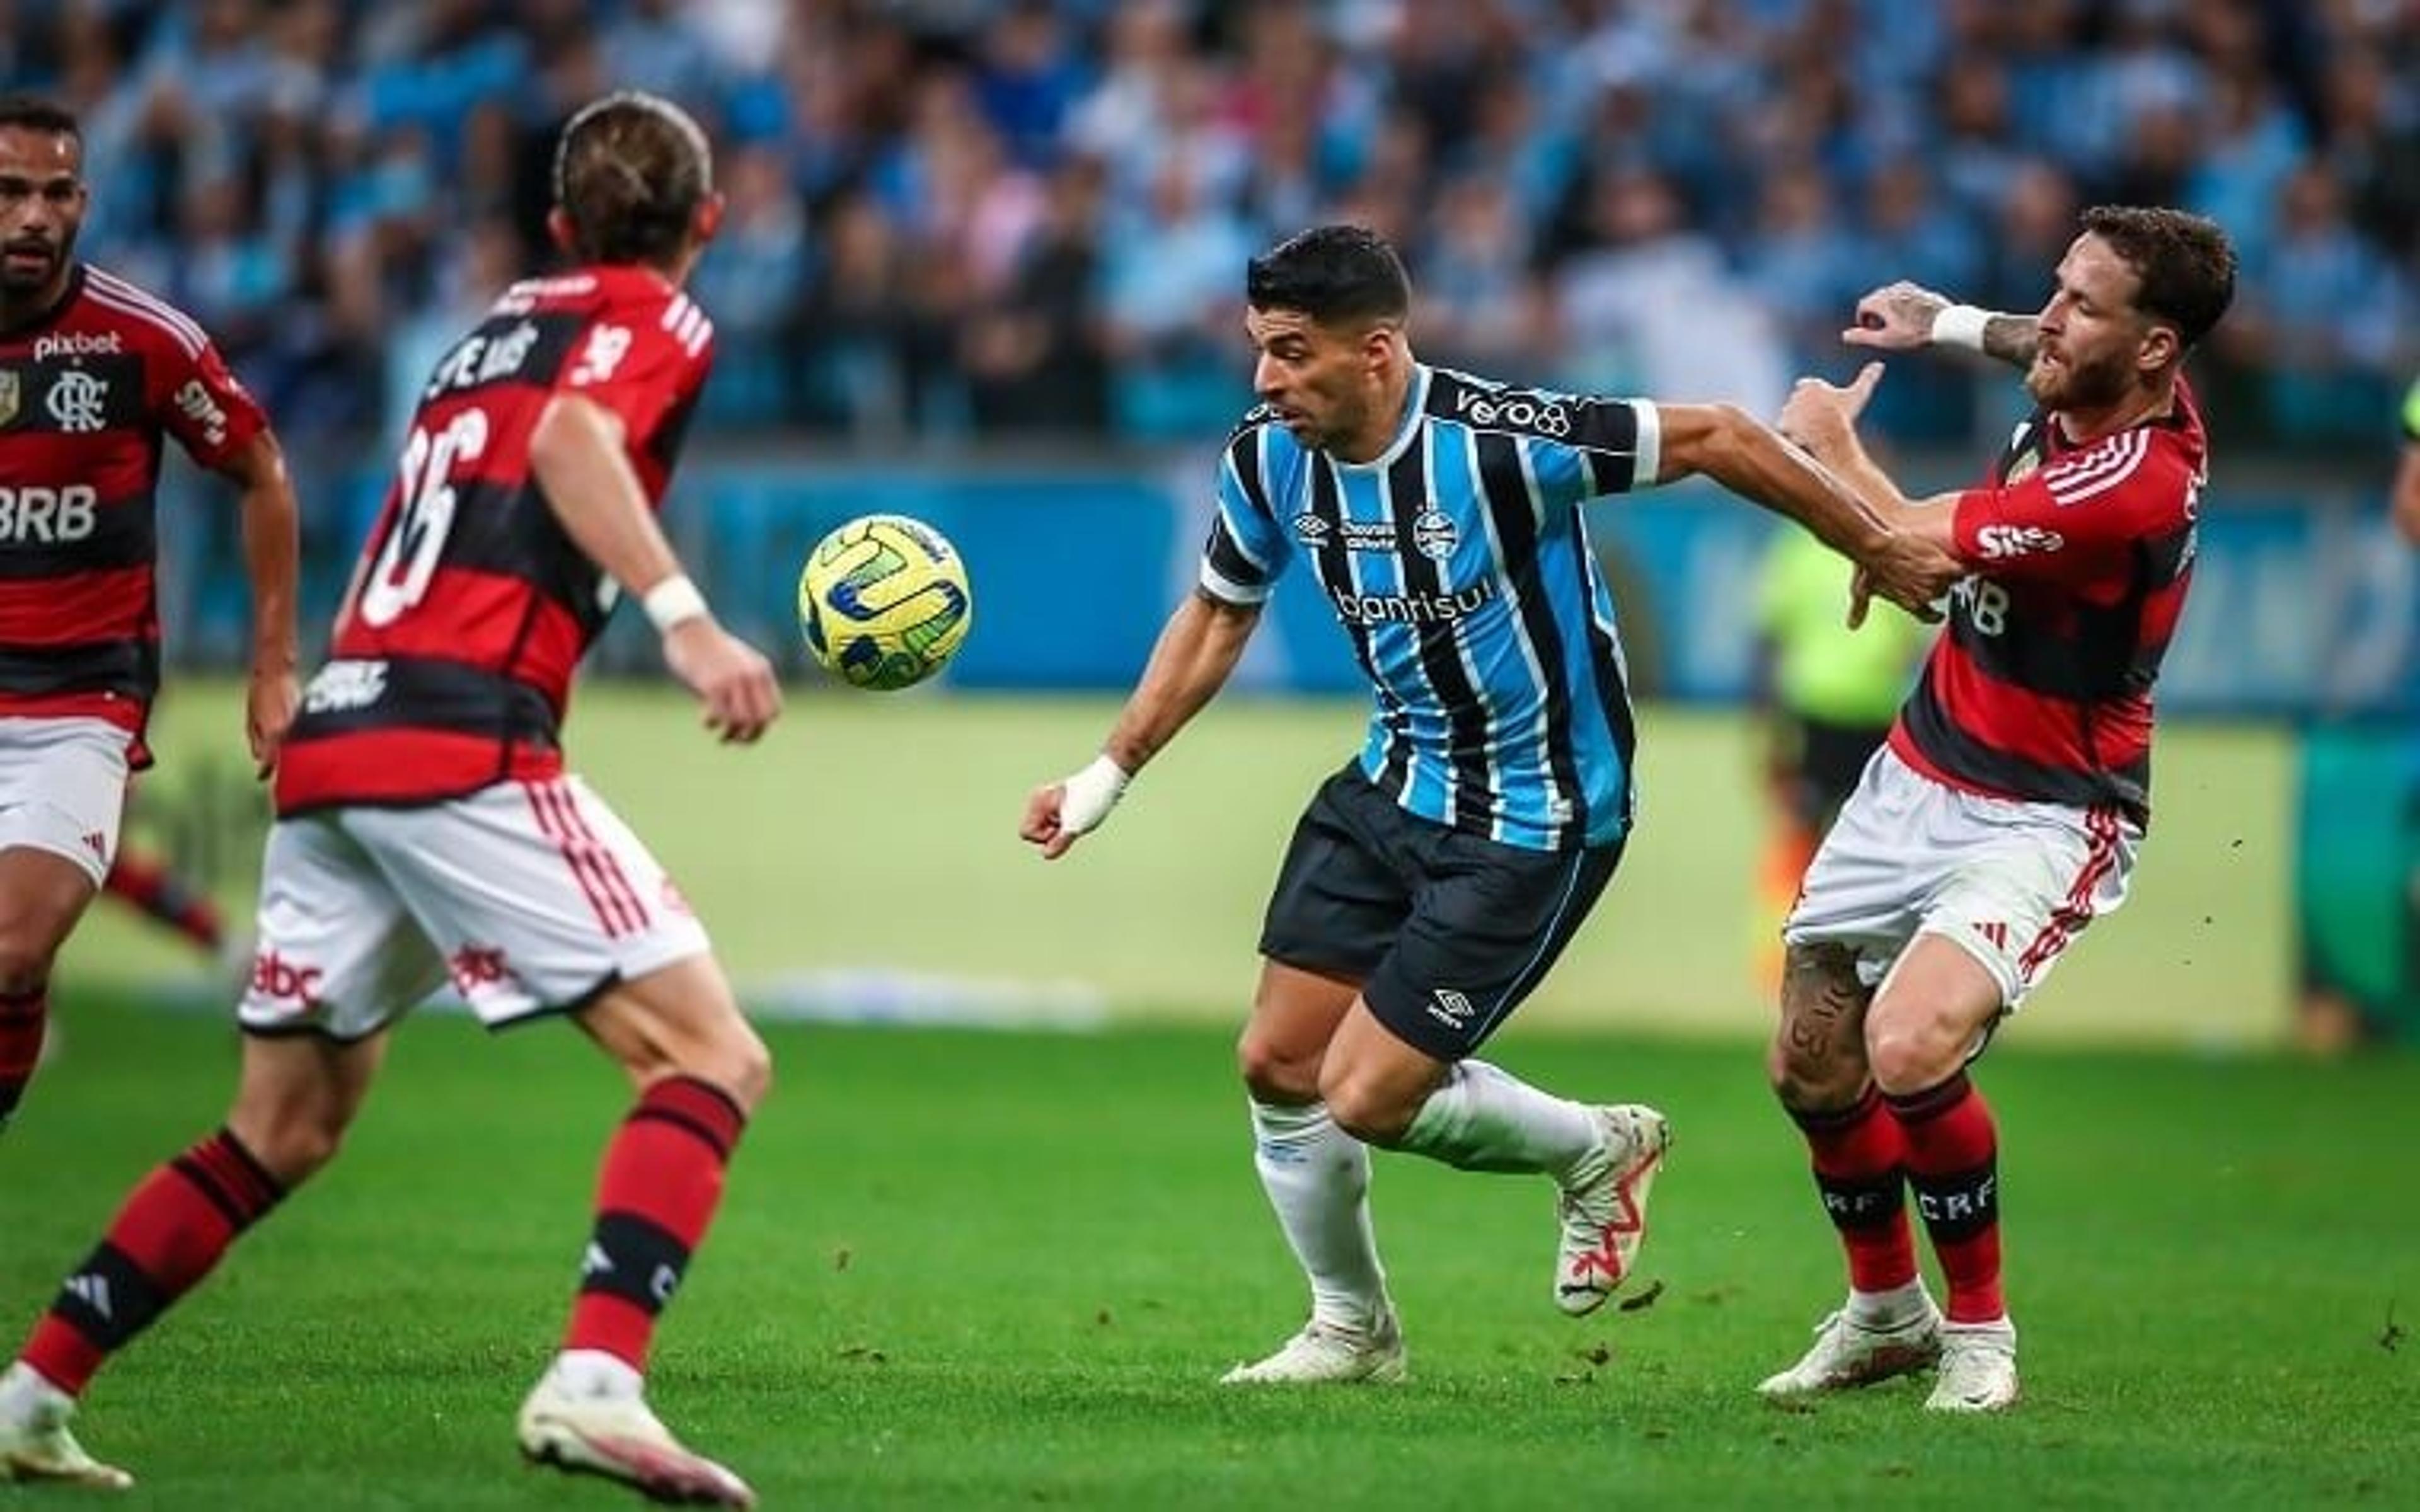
[0,92,780,1504]
[0,94,299,1130]
[1760,207,2237,1412]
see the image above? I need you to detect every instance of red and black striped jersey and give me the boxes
[1889,377,2206,829]
[274,265,714,815]
[0,263,267,760]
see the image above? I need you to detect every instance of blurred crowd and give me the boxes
[4,0,2416,454]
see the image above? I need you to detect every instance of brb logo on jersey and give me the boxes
[0,484,98,544]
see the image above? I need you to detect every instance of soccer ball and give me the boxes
[797,513,972,691]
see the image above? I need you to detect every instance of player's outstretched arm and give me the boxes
[216,432,301,777]
[1845,279,2038,370]
[528,394,780,744]
[1021,590,1260,860]
[1654,399,1951,619]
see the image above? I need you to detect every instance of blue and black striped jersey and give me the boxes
[1201,365,1660,851]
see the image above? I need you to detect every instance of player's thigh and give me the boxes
[1359,832,1622,1062]
[0,718,130,958]
[1922,802,2140,1011]
[575,951,770,1111]
[239,815,446,1041]
[1784,751,1950,988]
[1863,934,2005,1096]
[1238,958,1362,1100]
[1770,941,1875,1108]
[349,774,712,1030]
[1256,767,1414,987]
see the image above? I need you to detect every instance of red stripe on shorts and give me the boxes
[525,780,637,938]
[552,779,650,933]
[2014,806,2121,985]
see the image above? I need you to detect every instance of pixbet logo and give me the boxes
[32,329,121,362]
[250,949,324,1011]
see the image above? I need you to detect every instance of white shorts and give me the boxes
[0,717,132,887]
[1782,746,2140,1010]
[239,775,710,1040]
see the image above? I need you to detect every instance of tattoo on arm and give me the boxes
[1981,314,2039,370]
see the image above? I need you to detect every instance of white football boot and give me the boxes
[517,1360,754,1508]
[1926,1318,2020,1412]
[1553,1104,1671,1315]
[0,1363,133,1490]
[1219,1310,1407,1385]
[1757,1292,1945,1399]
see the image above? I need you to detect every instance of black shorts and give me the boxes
[1258,765,1624,1060]
[1775,714,1891,832]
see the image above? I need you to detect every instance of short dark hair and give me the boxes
[1245,224,1410,326]
[551,91,713,266]
[2078,205,2237,350]
[0,96,81,142]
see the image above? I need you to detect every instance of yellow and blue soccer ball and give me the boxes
[797,513,972,691]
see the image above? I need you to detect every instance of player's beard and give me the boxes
[0,225,74,298]
[2025,343,2130,413]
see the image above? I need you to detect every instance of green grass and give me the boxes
[83,682,2293,1045]
[4,994,2414,1508]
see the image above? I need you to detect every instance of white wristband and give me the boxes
[1058,753,1132,839]
[1931,303,1991,353]
[641,574,710,634]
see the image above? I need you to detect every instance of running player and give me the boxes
[0,91,779,1504]
[1757,205,2236,1412]
[0,94,299,1131]
[1021,224,1957,1382]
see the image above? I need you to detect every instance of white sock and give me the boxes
[1846,1279,1933,1329]
[1399,1060,1600,1179]
[549,1348,643,1402]
[1248,1099,1389,1332]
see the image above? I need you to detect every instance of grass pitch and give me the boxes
[2,992,2412,1508]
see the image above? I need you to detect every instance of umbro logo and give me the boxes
[1425,988,1476,1031]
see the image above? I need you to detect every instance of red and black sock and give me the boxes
[1888,1072,2003,1323]
[565,1076,747,1370]
[0,985,49,1130]
[103,849,228,955]
[20,1130,285,1395]
[1790,1085,1918,1293]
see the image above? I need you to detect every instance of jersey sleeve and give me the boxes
[158,335,268,471]
[558,291,714,444]
[1951,430,2189,583]
[1519,398,1662,513]
[1198,423,1293,605]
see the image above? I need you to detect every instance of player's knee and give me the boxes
[684,1021,772,1114]
[1865,1018,1964,1097]
[1315,1065,1415,1147]
[238,1115,347,1187]
[1765,1031,1862,1111]
[1235,1026,1320,1104]
[0,921,60,994]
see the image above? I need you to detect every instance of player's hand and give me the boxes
[1851,539,1954,626]
[1843,280,1951,350]
[662,619,781,744]
[245,662,299,779]
[1778,363,1884,453]
[1020,755,1131,860]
